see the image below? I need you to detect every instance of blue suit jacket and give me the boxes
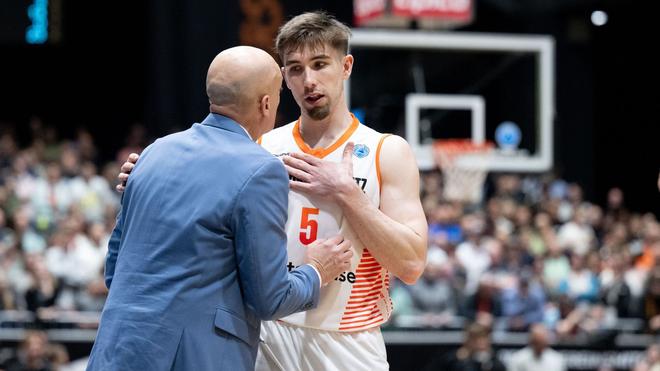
[87,114,320,371]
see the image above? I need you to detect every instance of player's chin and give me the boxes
[307,106,330,121]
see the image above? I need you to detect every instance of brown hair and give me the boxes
[275,11,351,61]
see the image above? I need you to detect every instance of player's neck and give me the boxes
[298,106,353,149]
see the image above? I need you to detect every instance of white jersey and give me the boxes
[259,114,393,332]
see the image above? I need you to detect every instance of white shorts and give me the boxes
[255,320,389,371]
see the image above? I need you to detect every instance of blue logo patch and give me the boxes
[353,144,370,158]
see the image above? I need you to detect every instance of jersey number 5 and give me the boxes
[299,207,319,245]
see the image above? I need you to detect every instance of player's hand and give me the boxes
[283,142,356,201]
[116,153,140,193]
[304,235,353,286]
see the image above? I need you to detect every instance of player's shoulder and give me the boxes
[260,121,296,141]
[355,120,383,137]
[354,122,409,150]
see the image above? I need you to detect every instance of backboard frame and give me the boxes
[346,29,555,172]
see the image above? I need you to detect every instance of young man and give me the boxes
[256,12,427,370]
[118,12,427,370]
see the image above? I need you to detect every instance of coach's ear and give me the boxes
[259,93,272,117]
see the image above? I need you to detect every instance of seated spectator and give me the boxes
[24,254,60,313]
[2,330,56,371]
[0,269,19,310]
[641,265,660,333]
[543,239,570,294]
[557,204,596,256]
[558,253,600,303]
[461,274,502,321]
[456,213,491,295]
[30,161,73,226]
[500,274,546,331]
[507,323,566,371]
[600,252,634,318]
[391,247,459,328]
[44,217,103,289]
[12,207,47,254]
[428,201,463,245]
[633,343,660,371]
[556,303,617,346]
[423,322,506,371]
[68,162,117,223]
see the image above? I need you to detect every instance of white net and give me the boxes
[434,140,493,204]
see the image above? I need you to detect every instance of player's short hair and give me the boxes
[275,11,351,61]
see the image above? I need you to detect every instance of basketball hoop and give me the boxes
[433,139,493,204]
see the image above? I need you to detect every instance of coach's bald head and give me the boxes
[206,46,282,140]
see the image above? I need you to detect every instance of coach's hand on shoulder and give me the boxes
[116,153,140,193]
[304,235,353,286]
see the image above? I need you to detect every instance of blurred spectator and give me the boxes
[44,217,103,289]
[2,330,56,371]
[557,204,596,256]
[423,322,506,371]
[599,252,634,318]
[59,146,80,179]
[69,161,117,223]
[635,220,660,271]
[557,253,600,304]
[391,247,459,328]
[507,323,566,371]
[428,201,463,245]
[640,266,660,333]
[0,270,19,310]
[500,274,546,331]
[633,343,660,371]
[543,240,571,294]
[74,128,98,163]
[556,303,617,346]
[12,207,47,254]
[30,162,73,228]
[462,275,502,321]
[604,187,629,229]
[456,213,491,295]
[24,254,60,313]
[115,123,147,163]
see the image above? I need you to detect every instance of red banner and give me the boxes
[354,0,387,26]
[392,0,472,21]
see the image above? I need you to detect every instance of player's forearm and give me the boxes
[335,185,425,284]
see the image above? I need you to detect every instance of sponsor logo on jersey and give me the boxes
[287,262,356,284]
[353,144,370,158]
[354,177,367,190]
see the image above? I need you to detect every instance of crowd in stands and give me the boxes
[391,169,660,368]
[0,117,658,370]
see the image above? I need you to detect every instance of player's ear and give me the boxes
[342,55,354,80]
[282,66,292,90]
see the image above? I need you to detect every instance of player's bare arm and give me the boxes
[284,136,428,284]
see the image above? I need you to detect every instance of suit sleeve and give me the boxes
[105,205,124,289]
[232,157,320,320]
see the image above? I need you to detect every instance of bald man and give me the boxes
[507,324,566,371]
[86,46,353,371]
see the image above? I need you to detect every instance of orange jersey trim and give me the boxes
[375,134,391,192]
[292,114,359,159]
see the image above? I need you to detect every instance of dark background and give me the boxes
[0,0,658,216]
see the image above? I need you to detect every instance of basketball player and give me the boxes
[117,12,427,370]
[257,11,427,370]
